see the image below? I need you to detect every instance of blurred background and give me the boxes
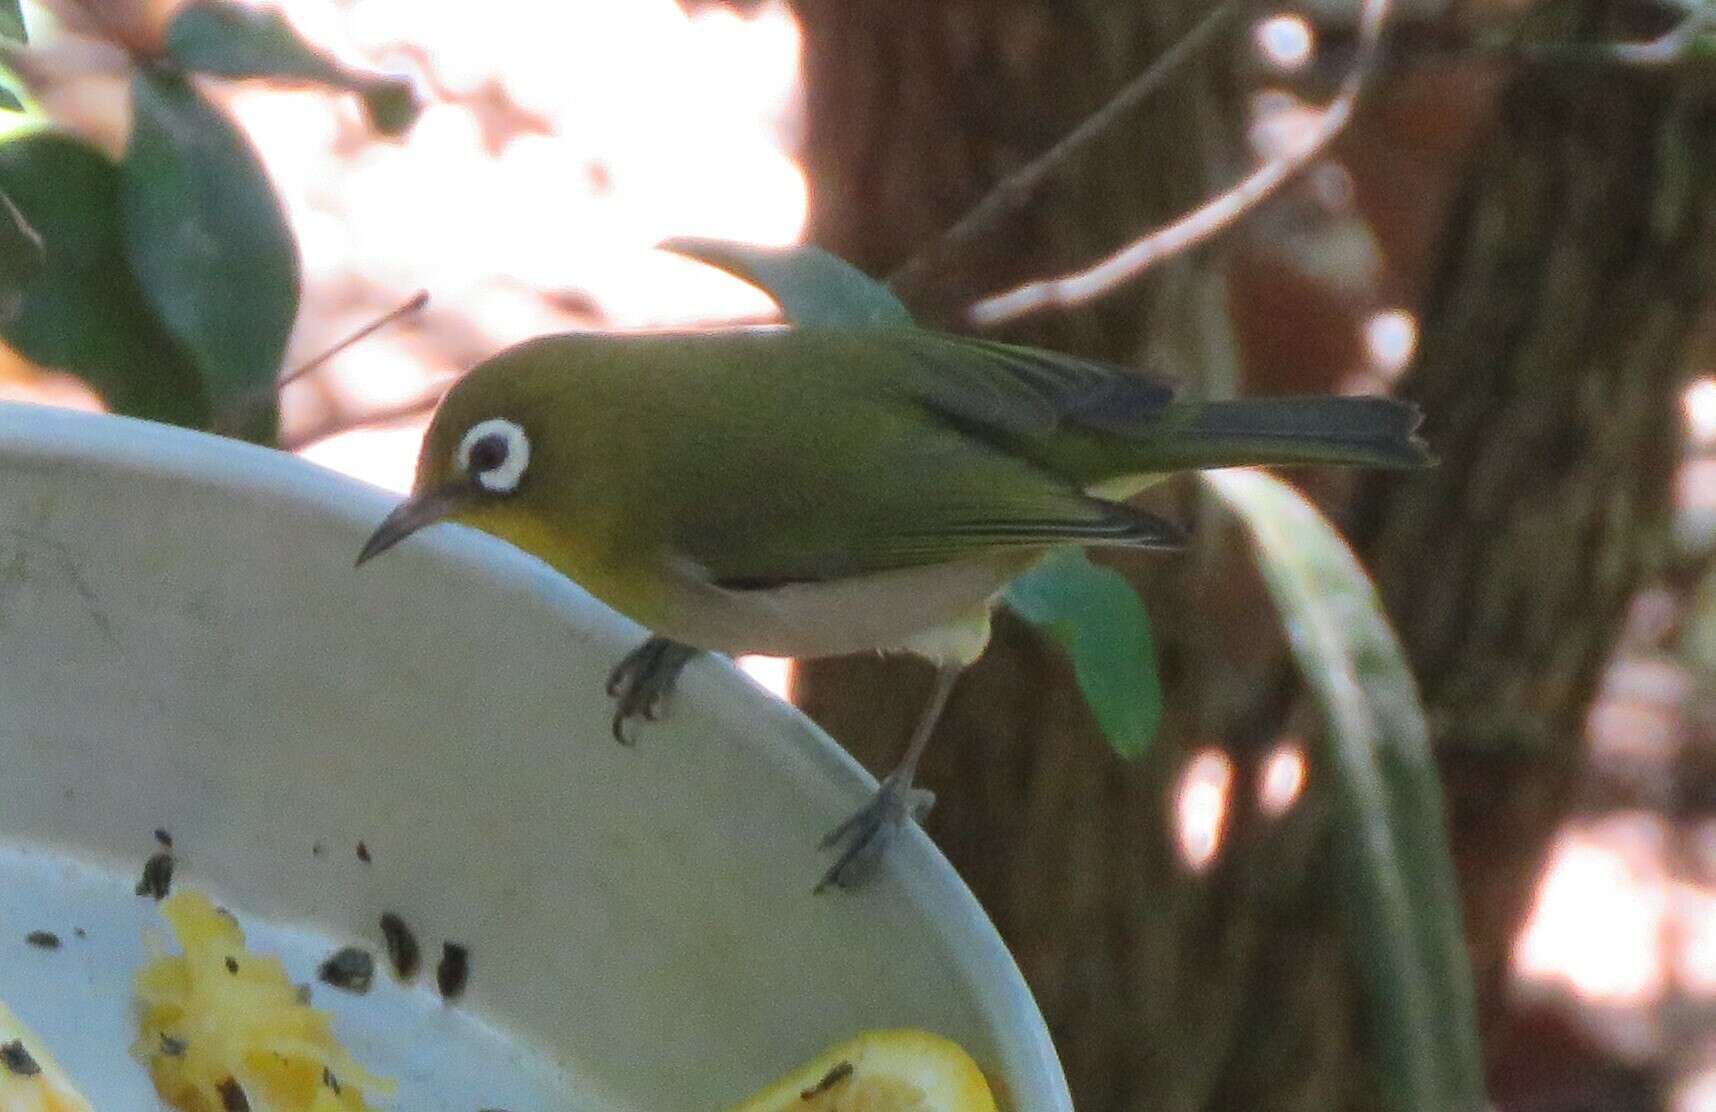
[6,0,1716,1107]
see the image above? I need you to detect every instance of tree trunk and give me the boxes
[789,0,1716,1107]
[1350,42,1713,1022]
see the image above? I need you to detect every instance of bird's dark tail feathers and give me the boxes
[1150,395,1433,471]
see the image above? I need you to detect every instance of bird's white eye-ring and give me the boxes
[458,418,531,494]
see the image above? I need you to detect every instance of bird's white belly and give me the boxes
[658,555,1030,665]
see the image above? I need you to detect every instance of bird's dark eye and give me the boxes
[467,433,508,474]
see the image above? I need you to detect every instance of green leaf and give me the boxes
[165,1,420,136]
[661,238,914,328]
[1003,549,1162,759]
[0,132,209,425]
[0,83,21,114]
[122,69,300,441]
[0,185,39,323]
[0,1,24,44]
[1206,469,1484,1112]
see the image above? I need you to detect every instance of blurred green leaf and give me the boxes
[0,132,209,425]
[0,1,23,44]
[165,1,419,135]
[1206,468,1483,1112]
[661,238,914,327]
[1003,549,1162,759]
[0,185,39,322]
[0,84,21,114]
[122,69,299,441]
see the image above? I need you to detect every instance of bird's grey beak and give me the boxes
[356,487,467,567]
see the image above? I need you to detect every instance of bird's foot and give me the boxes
[815,772,935,893]
[605,637,698,745]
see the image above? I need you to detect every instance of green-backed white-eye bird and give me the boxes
[357,327,1430,891]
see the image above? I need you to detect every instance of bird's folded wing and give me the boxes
[672,419,1182,589]
[886,331,1181,438]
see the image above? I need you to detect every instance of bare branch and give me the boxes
[966,0,1392,328]
[884,3,1238,306]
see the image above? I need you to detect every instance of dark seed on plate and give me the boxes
[0,1039,40,1076]
[24,930,59,950]
[154,827,173,848]
[318,946,375,994]
[800,1060,853,1099]
[160,1034,187,1057]
[217,1076,251,1111]
[323,1065,340,1094]
[378,912,420,980]
[436,942,469,999]
[355,841,371,863]
[136,852,175,900]
[73,927,86,939]
[225,956,239,974]
[312,841,324,857]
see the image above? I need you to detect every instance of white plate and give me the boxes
[0,404,1069,1110]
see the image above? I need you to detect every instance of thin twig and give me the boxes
[884,3,1238,304]
[967,0,1392,328]
[277,290,430,393]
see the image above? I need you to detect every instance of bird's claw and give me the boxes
[815,773,936,893]
[605,637,698,745]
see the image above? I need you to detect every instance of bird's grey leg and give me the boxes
[815,663,962,893]
[605,637,700,745]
